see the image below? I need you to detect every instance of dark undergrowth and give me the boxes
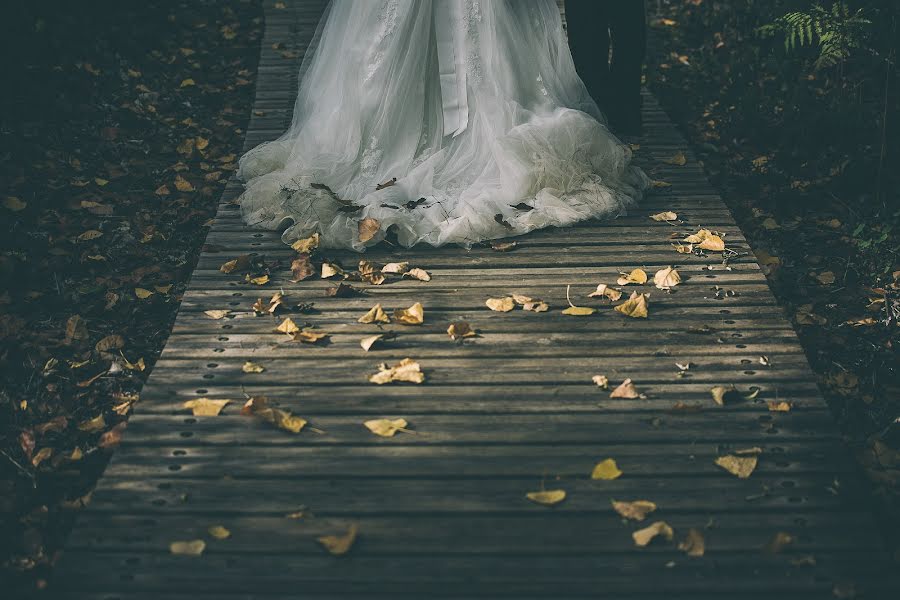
[0,0,262,594]
[647,0,899,561]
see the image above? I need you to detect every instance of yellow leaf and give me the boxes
[562,305,596,316]
[134,288,154,299]
[174,175,194,192]
[632,521,674,547]
[404,267,432,282]
[321,262,344,278]
[653,266,682,290]
[684,229,725,251]
[170,540,205,556]
[358,304,391,324]
[382,262,409,275]
[242,361,265,373]
[292,330,329,344]
[360,334,386,352]
[208,525,231,539]
[393,302,424,325]
[77,229,103,242]
[650,211,678,222]
[291,233,320,253]
[610,378,640,399]
[679,528,706,557]
[180,78,196,88]
[526,489,566,506]
[204,309,230,319]
[249,274,269,286]
[614,293,649,318]
[617,269,648,286]
[767,400,792,412]
[32,447,53,468]
[3,196,26,212]
[592,375,609,389]
[591,458,623,480]
[664,151,687,166]
[447,321,476,340]
[77,414,106,433]
[611,499,657,521]
[364,418,410,437]
[195,136,209,150]
[358,217,380,243]
[486,297,516,312]
[183,398,230,416]
[317,523,359,556]
[369,358,425,385]
[588,284,622,302]
[651,179,672,188]
[276,318,300,334]
[715,454,758,479]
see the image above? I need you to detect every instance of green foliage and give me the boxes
[758,2,872,70]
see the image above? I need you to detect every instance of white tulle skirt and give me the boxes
[238,0,649,251]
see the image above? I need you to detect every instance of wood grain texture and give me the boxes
[51,1,897,598]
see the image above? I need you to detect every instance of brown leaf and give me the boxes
[321,261,345,279]
[242,361,265,373]
[764,531,794,554]
[650,211,678,222]
[65,315,89,345]
[653,266,682,290]
[358,217,380,242]
[486,297,516,312]
[393,302,424,325]
[447,321,476,340]
[592,375,609,389]
[526,489,567,506]
[98,422,126,448]
[183,398,230,416]
[364,418,411,437]
[611,499,657,521]
[617,269,648,286]
[241,396,307,434]
[632,521,674,547]
[358,304,391,324]
[290,254,316,282]
[588,284,622,302]
[77,414,106,433]
[610,379,640,399]
[591,458,623,480]
[169,540,205,556]
[714,453,758,479]
[204,309,230,320]
[491,241,518,252]
[664,151,687,166]
[404,267,431,282]
[275,318,300,334]
[317,523,359,556]
[614,293,650,318]
[291,233,320,254]
[326,283,361,297]
[369,358,425,384]
[291,330,329,344]
[381,262,410,275]
[358,260,386,285]
[684,229,725,252]
[678,528,706,557]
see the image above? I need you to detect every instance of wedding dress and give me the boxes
[238,0,649,251]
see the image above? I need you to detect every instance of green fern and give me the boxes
[758,2,872,70]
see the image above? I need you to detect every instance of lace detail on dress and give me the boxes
[364,0,400,82]
[463,0,484,85]
[360,137,383,179]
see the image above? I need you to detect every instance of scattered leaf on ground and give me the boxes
[242,361,265,373]
[654,266,682,290]
[764,531,795,554]
[359,304,391,324]
[369,358,425,384]
[317,523,359,556]
[617,269,648,286]
[526,489,567,506]
[650,211,678,222]
[592,375,609,389]
[592,458,623,480]
[170,540,205,556]
[615,292,650,318]
[447,321,476,340]
[394,302,424,325]
[486,297,516,312]
[612,499,657,521]
[588,284,622,302]
[364,418,411,437]
[715,453,759,479]
[291,330,329,344]
[208,525,231,540]
[404,267,431,281]
[678,528,706,557]
[204,309,230,319]
[633,521,674,547]
[291,233,320,254]
[276,318,300,335]
[183,398,230,416]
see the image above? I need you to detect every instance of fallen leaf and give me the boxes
[291,254,316,282]
[715,453,758,479]
[486,297,516,312]
[653,266,682,290]
[651,179,672,189]
[611,499,657,521]
[678,528,706,557]
[291,330,329,344]
[650,211,678,222]
[767,400,792,412]
[32,447,53,467]
[816,271,836,285]
[65,315,89,345]
[526,489,566,506]
[360,333,395,352]
[764,531,794,554]
[382,262,410,275]
[404,267,432,282]
[321,262,345,279]
[364,418,411,437]
[610,379,640,399]
[664,151,687,166]
[326,283,361,297]
[375,177,397,190]
[317,523,359,556]
[291,233,320,253]
[684,229,725,251]
[276,318,300,334]
[170,540,205,556]
[174,174,194,192]
[394,302,424,325]
[591,458,623,480]
[77,414,106,433]
[614,292,650,318]
[633,521,674,547]
[447,321,476,340]
[358,260,386,285]
[562,305,596,316]
[4,196,27,211]
[588,284,622,302]
[359,304,391,324]
[617,269,648,286]
[134,287,154,299]
[491,241,518,252]
[77,229,103,242]
[358,217,380,242]
[241,396,307,433]
[242,361,265,374]
[369,358,425,384]
[710,385,758,406]
[183,398,230,416]
[208,525,231,540]
[592,375,609,389]
[220,254,251,274]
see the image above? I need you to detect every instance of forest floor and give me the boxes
[0,0,263,594]
[647,1,900,564]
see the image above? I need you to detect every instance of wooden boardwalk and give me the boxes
[52,1,897,598]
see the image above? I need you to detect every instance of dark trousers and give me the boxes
[565,0,646,134]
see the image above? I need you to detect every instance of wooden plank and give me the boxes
[50,0,897,598]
